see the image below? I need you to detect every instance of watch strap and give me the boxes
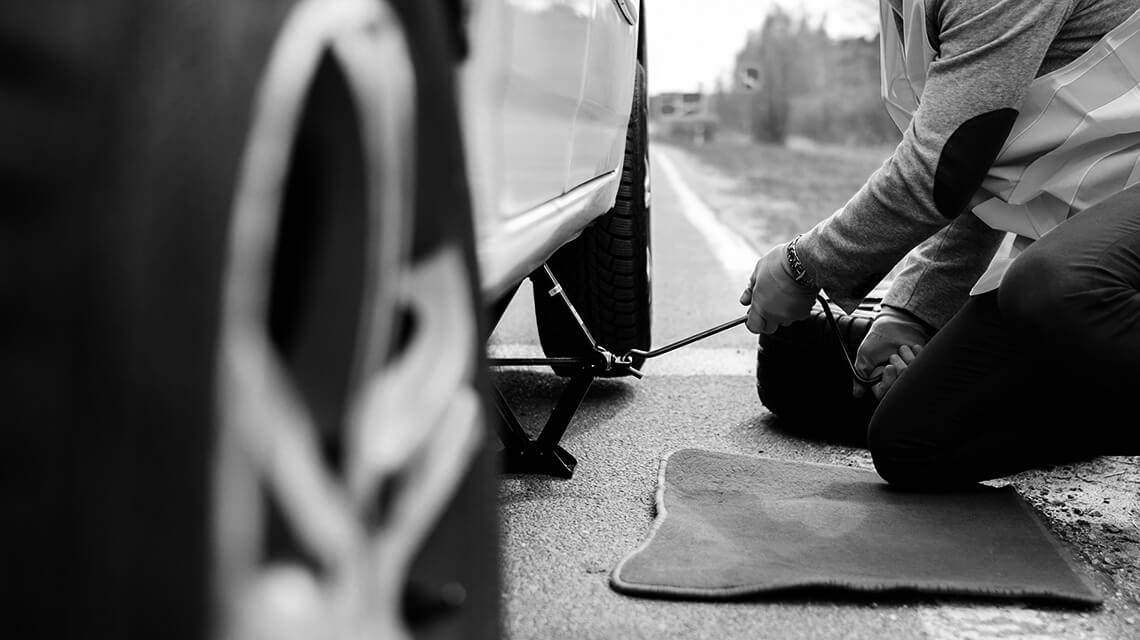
[785,235,818,289]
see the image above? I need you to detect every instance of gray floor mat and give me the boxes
[612,449,1100,606]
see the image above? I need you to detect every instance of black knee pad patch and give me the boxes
[934,109,1018,219]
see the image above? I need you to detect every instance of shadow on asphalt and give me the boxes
[730,412,870,452]
[490,368,637,444]
[762,412,870,449]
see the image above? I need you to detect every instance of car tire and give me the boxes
[214,2,499,638]
[755,303,880,446]
[534,62,652,377]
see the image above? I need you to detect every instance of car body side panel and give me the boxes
[478,170,621,300]
[566,0,637,192]
[462,0,639,298]
[498,0,591,217]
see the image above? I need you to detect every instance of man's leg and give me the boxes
[868,190,1140,489]
[998,187,1140,398]
[866,293,1087,488]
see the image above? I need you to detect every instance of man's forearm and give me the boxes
[883,213,1006,330]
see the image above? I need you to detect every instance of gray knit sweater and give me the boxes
[797,0,1140,329]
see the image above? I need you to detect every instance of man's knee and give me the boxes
[869,441,962,490]
[867,415,930,489]
[869,447,915,487]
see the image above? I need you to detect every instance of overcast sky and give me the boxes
[647,0,880,94]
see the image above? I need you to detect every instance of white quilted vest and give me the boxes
[881,1,1140,293]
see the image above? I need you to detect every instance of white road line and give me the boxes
[488,344,755,378]
[653,148,759,285]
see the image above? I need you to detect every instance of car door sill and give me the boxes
[479,169,620,299]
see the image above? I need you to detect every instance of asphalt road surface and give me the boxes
[488,147,1138,640]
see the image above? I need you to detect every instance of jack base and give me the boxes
[498,442,578,479]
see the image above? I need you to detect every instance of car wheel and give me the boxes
[534,61,652,376]
[215,1,498,638]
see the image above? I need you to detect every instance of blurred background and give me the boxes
[645,0,895,251]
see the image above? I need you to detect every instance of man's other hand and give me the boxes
[870,344,923,400]
[852,306,932,399]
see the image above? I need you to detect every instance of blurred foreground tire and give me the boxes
[2,1,496,639]
[215,1,499,639]
[755,302,880,446]
[1,4,263,638]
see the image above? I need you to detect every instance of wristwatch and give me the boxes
[785,235,818,289]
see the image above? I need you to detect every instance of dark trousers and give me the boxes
[868,187,1140,489]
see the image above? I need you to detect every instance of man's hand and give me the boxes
[740,242,818,335]
[852,305,932,399]
[871,344,923,400]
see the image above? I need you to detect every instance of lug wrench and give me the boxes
[616,316,747,377]
[617,296,882,387]
[816,296,883,388]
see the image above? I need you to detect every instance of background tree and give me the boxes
[730,5,900,147]
[748,8,796,144]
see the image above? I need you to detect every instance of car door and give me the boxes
[499,0,592,216]
[566,0,638,192]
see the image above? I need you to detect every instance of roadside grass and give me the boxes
[658,134,893,249]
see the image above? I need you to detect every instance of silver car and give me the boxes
[464,0,652,367]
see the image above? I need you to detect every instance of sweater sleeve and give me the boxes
[882,212,1005,328]
[794,0,1074,314]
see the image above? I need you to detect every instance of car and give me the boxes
[462,0,652,371]
[2,0,645,636]
[5,1,501,638]
[209,0,650,635]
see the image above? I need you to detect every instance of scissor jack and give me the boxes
[488,264,746,478]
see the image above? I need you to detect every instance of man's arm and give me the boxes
[795,0,1075,313]
[883,212,1006,329]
